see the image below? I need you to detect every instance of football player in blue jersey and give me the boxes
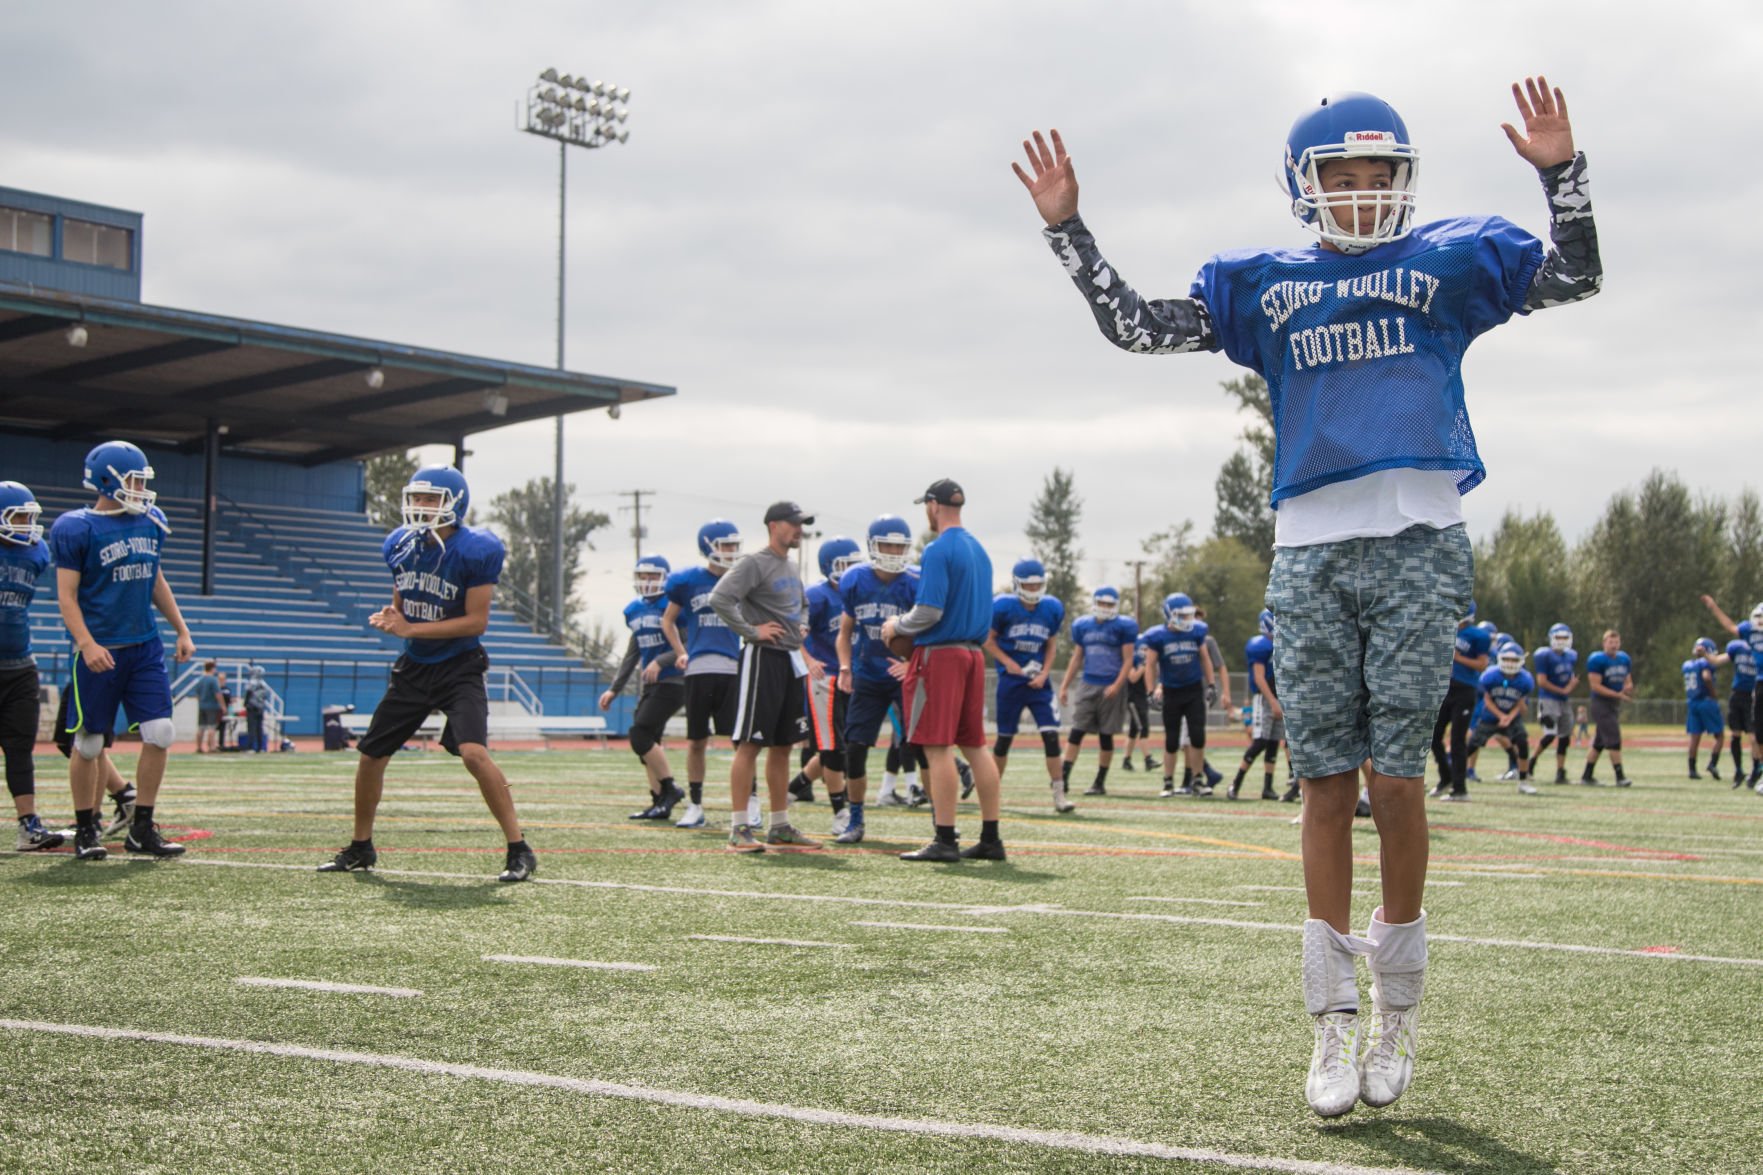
[318,466,536,882]
[1468,646,1537,795]
[1058,585,1140,796]
[1122,641,1158,773]
[662,520,746,828]
[1140,593,1216,796]
[600,554,686,821]
[0,481,63,851]
[1526,624,1579,783]
[789,535,860,831]
[983,558,1074,813]
[1580,629,1633,787]
[51,441,195,861]
[1701,595,1763,789]
[1431,608,1490,800]
[832,515,921,843]
[1018,76,1601,1115]
[1682,638,1724,780]
[1232,609,1286,801]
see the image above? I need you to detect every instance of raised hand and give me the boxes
[1501,76,1575,169]
[1012,129,1080,226]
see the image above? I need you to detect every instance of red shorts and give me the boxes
[903,645,987,748]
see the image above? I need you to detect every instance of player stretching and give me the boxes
[1700,596,1763,789]
[0,482,62,851]
[662,520,745,829]
[1469,647,1537,795]
[791,535,860,831]
[1527,624,1578,783]
[1580,629,1633,786]
[1231,609,1285,801]
[1141,593,1215,797]
[984,558,1073,812]
[318,465,535,882]
[833,515,920,844]
[1682,638,1724,780]
[1058,586,1139,796]
[601,554,685,821]
[1019,77,1602,1115]
[53,442,195,861]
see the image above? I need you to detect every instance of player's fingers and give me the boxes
[1534,75,1553,115]
[1032,129,1054,171]
[1553,85,1568,120]
[1510,81,1533,122]
[1050,127,1068,163]
[1500,122,1525,149]
[1021,139,1042,175]
[1525,76,1546,118]
[1012,161,1036,190]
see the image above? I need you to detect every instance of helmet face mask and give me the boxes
[0,483,42,545]
[1751,603,1763,630]
[1091,588,1120,621]
[1163,591,1195,631]
[1497,647,1524,674]
[1694,637,1717,658]
[633,555,669,599]
[867,515,913,574]
[83,441,158,516]
[401,467,468,534]
[817,536,862,584]
[1286,92,1420,256]
[1011,557,1047,605]
[697,520,742,570]
[1549,623,1573,652]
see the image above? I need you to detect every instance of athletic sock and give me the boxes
[1093,766,1109,789]
[788,771,809,792]
[769,811,789,830]
[658,776,675,793]
[688,781,703,804]
[507,838,529,852]
[934,824,957,846]
[1233,767,1247,789]
[350,838,373,850]
[132,803,154,827]
[847,800,865,826]
[74,807,97,830]
[980,819,1000,844]
[829,790,847,814]
[1061,760,1073,785]
[1182,768,1193,788]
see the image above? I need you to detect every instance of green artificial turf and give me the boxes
[2,739,1760,1173]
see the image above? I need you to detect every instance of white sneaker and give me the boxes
[1499,768,1519,781]
[1052,782,1075,813]
[1306,1012,1361,1118]
[1358,995,1418,1108]
[830,808,851,836]
[877,787,906,807]
[675,803,705,829]
[746,796,761,827]
[1517,780,1539,795]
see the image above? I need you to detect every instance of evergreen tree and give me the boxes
[362,449,419,530]
[1212,374,1276,566]
[1025,467,1085,614]
[484,477,610,636]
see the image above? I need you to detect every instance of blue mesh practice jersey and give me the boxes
[1682,657,1716,703]
[384,525,504,664]
[1452,625,1494,687]
[1739,623,1763,690]
[1140,621,1210,690]
[1586,650,1632,693]
[1478,666,1535,714]
[0,539,50,665]
[1244,633,1275,696]
[1533,647,1577,696]
[1071,614,1141,686]
[1727,638,1756,693]
[49,507,169,647]
[804,579,843,673]
[991,594,1064,679]
[665,567,742,662]
[623,595,682,681]
[840,564,919,686]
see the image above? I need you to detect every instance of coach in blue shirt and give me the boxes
[882,479,1004,862]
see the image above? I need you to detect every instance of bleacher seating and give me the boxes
[22,487,622,735]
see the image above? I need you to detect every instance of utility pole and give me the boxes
[1127,559,1149,627]
[618,489,656,564]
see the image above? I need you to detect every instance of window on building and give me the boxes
[61,218,133,271]
[0,207,53,257]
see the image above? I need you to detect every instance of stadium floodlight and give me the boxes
[518,65,635,637]
[65,324,89,348]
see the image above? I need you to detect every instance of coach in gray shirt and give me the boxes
[708,501,818,850]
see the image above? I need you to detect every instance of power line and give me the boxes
[617,489,657,563]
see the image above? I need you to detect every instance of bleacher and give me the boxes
[22,487,622,736]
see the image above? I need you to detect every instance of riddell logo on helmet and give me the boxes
[1347,131,1395,142]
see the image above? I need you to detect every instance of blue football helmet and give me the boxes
[1497,645,1525,673]
[1092,585,1121,621]
[634,553,670,599]
[1495,632,1517,652]
[402,465,468,533]
[867,514,913,574]
[1465,599,1478,622]
[1163,592,1197,631]
[1285,91,1419,255]
[1476,620,1498,635]
[1694,636,1718,657]
[1258,608,1276,638]
[0,481,42,546]
[696,519,742,570]
[1012,558,1047,604]
[83,440,158,515]
[1548,623,1573,651]
[817,536,862,584]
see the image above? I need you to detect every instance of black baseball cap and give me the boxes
[914,478,965,506]
[763,500,814,525]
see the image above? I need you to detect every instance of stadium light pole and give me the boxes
[519,67,632,637]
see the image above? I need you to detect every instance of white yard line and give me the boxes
[0,1018,1441,1174]
[850,921,1009,934]
[483,955,655,972]
[688,934,849,948]
[1128,897,1266,908]
[235,977,420,997]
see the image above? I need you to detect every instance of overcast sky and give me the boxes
[11,1,1763,632]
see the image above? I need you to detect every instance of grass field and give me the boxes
[3,735,1761,1173]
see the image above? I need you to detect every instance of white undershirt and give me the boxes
[1273,468,1464,548]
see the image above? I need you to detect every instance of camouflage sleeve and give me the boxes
[1043,215,1216,354]
[1523,152,1602,311]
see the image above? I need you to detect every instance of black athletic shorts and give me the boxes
[53,682,113,758]
[632,679,685,734]
[358,647,490,758]
[1126,680,1151,737]
[684,672,739,740]
[1730,689,1755,736]
[0,664,39,748]
[1161,682,1207,750]
[732,645,809,747]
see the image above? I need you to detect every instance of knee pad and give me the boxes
[993,735,1015,758]
[821,749,845,776]
[800,747,816,769]
[4,750,33,799]
[1189,729,1207,750]
[74,730,107,760]
[139,718,176,750]
[1098,733,1114,753]
[846,744,871,782]
[1040,731,1062,758]
[1067,731,1086,749]
[629,724,658,757]
[884,745,901,774]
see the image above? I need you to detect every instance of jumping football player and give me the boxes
[984,557,1073,812]
[318,465,536,882]
[1141,592,1215,796]
[663,520,746,829]
[1581,629,1633,787]
[0,481,62,851]
[1018,76,1602,1115]
[52,441,195,861]
[600,553,686,821]
[1058,585,1139,796]
[1700,595,1763,788]
[1527,624,1578,783]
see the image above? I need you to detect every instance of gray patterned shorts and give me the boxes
[1265,524,1473,779]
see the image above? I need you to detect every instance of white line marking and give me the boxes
[1429,870,1546,880]
[850,921,1009,934]
[235,977,420,997]
[117,859,1763,967]
[1237,885,1375,894]
[1128,897,1265,908]
[483,955,655,972]
[688,934,849,948]
[0,1019,1439,1174]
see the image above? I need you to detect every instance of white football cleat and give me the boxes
[1307,1012,1361,1118]
[829,808,851,836]
[746,796,761,827]
[1359,990,1418,1108]
[674,803,705,829]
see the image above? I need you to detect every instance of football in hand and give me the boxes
[887,631,914,660]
